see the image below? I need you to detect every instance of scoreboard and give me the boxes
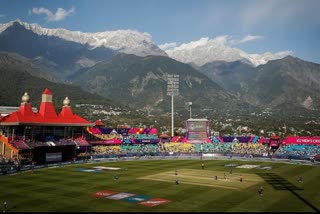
[185,119,210,143]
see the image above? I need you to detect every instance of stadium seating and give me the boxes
[275,144,320,158]
[10,139,30,150]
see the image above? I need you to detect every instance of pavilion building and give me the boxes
[0,88,94,164]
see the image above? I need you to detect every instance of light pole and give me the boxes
[167,74,179,137]
[188,102,192,119]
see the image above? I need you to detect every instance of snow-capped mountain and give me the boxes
[0,19,293,67]
[162,37,292,67]
[0,19,166,57]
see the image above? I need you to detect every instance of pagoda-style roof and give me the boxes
[94,120,104,126]
[0,88,94,127]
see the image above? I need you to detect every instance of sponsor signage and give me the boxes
[101,139,123,144]
[187,121,208,132]
[106,192,136,200]
[93,166,121,170]
[236,164,260,169]
[90,190,171,207]
[122,195,151,203]
[224,164,239,167]
[133,139,160,144]
[188,133,208,139]
[91,190,118,198]
[258,166,272,170]
[75,168,103,173]
[283,136,320,145]
[139,198,171,207]
[46,152,62,162]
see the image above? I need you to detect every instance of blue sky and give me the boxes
[1,0,319,64]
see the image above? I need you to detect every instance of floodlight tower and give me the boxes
[188,102,192,119]
[167,74,179,137]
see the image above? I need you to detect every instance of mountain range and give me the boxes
[73,53,248,115]
[0,19,166,57]
[0,20,289,67]
[198,56,320,115]
[0,19,319,120]
[163,37,291,67]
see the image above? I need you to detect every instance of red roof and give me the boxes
[0,88,93,126]
[95,120,104,126]
[38,100,58,119]
[42,88,52,95]
[59,106,91,125]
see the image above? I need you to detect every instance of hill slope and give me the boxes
[0,20,116,79]
[0,55,112,108]
[74,54,249,115]
[199,60,255,95]
[242,56,320,112]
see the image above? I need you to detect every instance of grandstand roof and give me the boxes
[0,88,94,127]
[159,133,170,138]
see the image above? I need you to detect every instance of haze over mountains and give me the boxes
[0,19,319,118]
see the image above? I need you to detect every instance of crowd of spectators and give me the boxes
[88,142,319,159]
[0,154,21,171]
[92,145,122,155]
[3,132,319,163]
[233,143,268,155]
[88,142,268,156]
[275,144,320,158]
[91,133,123,140]
[159,142,194,153]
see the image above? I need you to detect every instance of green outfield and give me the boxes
[0,159,319,212]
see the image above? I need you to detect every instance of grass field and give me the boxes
[0,159,319,212]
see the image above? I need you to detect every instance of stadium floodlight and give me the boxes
[167,74,179,137]
[188,102,192,119]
